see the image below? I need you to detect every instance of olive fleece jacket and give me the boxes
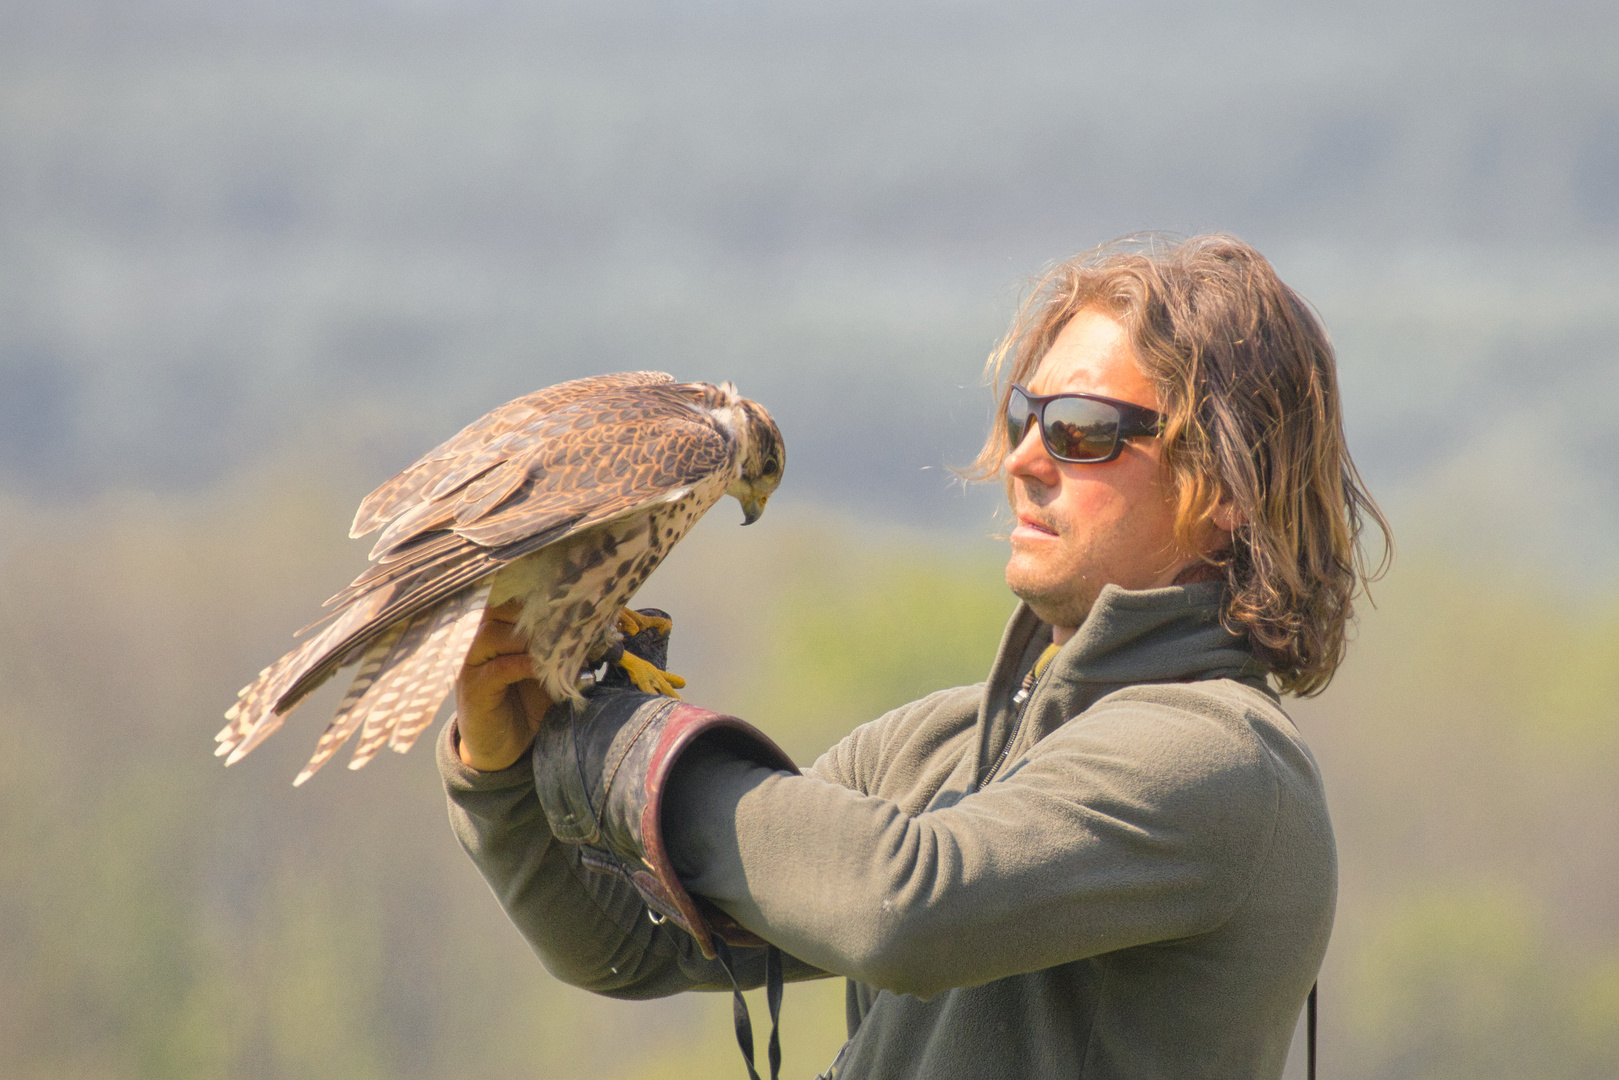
[439,582,1336,1079]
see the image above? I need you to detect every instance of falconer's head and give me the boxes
[971,234,1390,695]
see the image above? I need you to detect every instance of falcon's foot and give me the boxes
[616,650,687,698]
[617,608,673,638]
[609,606,685,697]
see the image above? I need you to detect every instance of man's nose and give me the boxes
[1004,421,1057,482]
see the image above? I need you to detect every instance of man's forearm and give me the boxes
[661,698,1279,1000]
[439,718,731,998]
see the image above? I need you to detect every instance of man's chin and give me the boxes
[1006,567,1095,631]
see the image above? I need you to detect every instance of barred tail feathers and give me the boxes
[218,636,332,765]
[218,584,400,766]
[386,587,491,755]
[288,620,414,786]
[292,582,491,785]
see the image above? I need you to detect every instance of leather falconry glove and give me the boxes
[533,609,796,1080]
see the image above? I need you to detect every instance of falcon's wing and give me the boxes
[350,371,676,538]
[299,382,733,692]
[217,376,734,779]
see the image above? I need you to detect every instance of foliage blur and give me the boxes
[2,485,1615,1078]
[2,1,1617,1078]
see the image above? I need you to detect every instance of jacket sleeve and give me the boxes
[437,717,818,997]
[662,685,1282,999]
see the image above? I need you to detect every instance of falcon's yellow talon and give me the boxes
[616,651,686,698]
[617,608,674,638]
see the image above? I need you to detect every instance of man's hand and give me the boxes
[455,599,555,771]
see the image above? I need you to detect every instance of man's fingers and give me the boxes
[454,600,543,772]
[515,680,554,731]
[464,598,526,663]
[464,613,528,668]
[472,650,534,683]
[459,654,536,718]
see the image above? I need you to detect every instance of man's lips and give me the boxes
[1011,514,1059,541]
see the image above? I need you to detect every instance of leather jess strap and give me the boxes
[1308,981,1318,1080]
[712,937,783,1080]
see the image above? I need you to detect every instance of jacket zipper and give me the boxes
[977,664,1046,790]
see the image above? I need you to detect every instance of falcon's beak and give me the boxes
[740,494,768,526]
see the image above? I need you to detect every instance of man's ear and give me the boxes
[1210,500,1245,532]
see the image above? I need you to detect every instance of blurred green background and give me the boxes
[1,2,1616,1077]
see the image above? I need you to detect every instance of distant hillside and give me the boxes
[0,0,1615,573]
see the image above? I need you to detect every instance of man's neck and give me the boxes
[1048,562,1222,648]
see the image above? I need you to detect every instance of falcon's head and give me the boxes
[724,394,785,525]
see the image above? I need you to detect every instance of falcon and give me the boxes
[216,371,785,785]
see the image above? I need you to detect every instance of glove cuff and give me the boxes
[533,694,797,960]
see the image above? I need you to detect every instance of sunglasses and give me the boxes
[1005,383,1166,464]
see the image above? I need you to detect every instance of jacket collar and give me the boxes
[1046,581,1259,687]
[975,582,1267,783]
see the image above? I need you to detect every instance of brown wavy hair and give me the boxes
[968,234,1390,695]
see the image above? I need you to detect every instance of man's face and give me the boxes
[1004,308,1208,637]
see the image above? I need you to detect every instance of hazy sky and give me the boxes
[2,0,1615,565]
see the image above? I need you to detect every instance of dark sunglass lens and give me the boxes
[1005,389,1034,447]
[1040,397,1119,461]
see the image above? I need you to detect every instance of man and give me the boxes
[440,234,1388,1079]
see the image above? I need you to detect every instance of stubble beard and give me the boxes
[1005,548,1102,632]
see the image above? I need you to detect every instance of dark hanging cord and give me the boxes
[765,943,784,1080]
[1308,981,1318,1080]
[711,937,784,1080]
[711,938,761,1080]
